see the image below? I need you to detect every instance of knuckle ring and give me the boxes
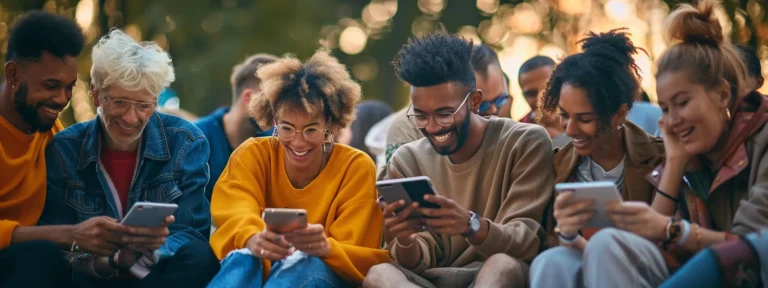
[260,249,265,256]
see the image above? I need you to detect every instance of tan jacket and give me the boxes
[544,121,665,246]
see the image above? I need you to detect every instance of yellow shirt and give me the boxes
[210,137,388,284]
[0,116,63,249]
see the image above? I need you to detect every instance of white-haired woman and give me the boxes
[40,28,219,288]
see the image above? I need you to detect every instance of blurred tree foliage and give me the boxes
[1,0,766,126]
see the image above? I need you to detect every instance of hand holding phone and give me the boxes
[120,202,177,252]
[377,176,441,219]
[379,200,425,247]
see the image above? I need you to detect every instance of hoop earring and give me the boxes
[270,128,278,149]
[322,131,334,154]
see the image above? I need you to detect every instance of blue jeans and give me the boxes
[207,249,347,288]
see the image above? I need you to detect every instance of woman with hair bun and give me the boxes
[528,28,666,288]
[544,0,768,286]
[207,49,388,287]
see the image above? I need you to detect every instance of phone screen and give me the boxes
[401,180,440,209]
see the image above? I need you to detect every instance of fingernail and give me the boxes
[399,200,405,204]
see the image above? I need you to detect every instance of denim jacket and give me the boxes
[39,113,211,258]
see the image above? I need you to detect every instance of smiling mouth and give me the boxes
[572,137,587,144]
[432,131,452,143]
[679,128,694,138]
[41,106,62,117]
[289,147,309,156]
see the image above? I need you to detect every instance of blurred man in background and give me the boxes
[518,55,569,147]
[195,54,277,200]
[471,45,511,118]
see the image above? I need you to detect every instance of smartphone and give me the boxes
[555,181,623,228]
[262,208,308,233]
[121,202,178,227]
[376,176,440,218]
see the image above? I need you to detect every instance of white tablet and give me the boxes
[555,181,623,228]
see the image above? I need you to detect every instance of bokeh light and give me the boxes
[339,26,368,55]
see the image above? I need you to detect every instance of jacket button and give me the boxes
[738,160,745,167]
[715,176,721,182]
[652,171,659,178]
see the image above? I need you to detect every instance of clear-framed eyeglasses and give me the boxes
[103,96,157,118]
[406,90,472,128]
[273,117,331,142]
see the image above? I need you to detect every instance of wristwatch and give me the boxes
[462,211,482,237]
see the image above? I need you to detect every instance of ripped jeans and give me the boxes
[206,249,347,288]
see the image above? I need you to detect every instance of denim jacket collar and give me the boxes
[76,113,171,170]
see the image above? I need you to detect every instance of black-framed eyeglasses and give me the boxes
[272,117,331,141]
[479,94,509,114]
[103,96,157,118]
[406,91,472,129]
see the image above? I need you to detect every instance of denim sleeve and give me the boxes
[38,143,77,226]
[161,136,211,256]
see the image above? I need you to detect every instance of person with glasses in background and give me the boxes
[363,27,553,288]
[40,29,219,287]
[207,49,388,288]
[471,45,512,118]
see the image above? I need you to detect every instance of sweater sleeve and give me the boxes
[472,131,553,262]
[209,145,269,260]
[386,153,444,274]
[322,156,389,284]
[0,220,20,249]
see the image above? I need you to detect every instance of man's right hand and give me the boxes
[380,200,424,247]
[245,230,293,261]
[71,216,132,256]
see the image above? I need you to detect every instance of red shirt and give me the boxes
[100,147,138,213]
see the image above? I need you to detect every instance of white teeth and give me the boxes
[573,138,587,144]
[293,149,308,156]
[433,132,452,143]
[42,107,60,114]
[679,128,694,138]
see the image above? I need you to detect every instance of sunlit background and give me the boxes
[1,0,766,126]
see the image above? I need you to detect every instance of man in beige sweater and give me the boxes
[362,28,554,288]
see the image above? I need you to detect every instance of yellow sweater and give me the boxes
[210,137,389,284]
[0,116,63,249]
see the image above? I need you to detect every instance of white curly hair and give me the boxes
[90,28,175,97]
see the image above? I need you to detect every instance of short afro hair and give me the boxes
[538,28,643,130]
[5,11,85,63]
[518,56,555,81]
[392,26,475,90]
[471,44,500,79]
[250,48,361,131]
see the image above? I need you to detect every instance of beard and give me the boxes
[421,106,472,156]
[13,83,61,132]
[97,106,147,151]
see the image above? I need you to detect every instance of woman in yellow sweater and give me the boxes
[207,49,389,287]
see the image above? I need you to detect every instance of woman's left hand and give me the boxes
[606,201,670,242]
[284,224,331,257]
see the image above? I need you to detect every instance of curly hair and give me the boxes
[249,48,361,131]
[538,28,643,131]
[392,26,475,90]
[656,0,747,107]
[6,11,85,63]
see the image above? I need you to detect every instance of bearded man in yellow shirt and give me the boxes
[0,11,117,288]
